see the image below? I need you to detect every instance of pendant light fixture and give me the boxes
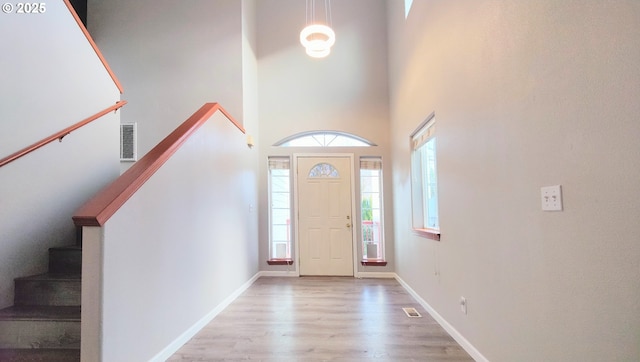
[300,0,335,58]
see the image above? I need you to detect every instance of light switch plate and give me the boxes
[541,185,562,211]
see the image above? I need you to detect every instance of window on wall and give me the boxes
[274,131,376,147]
[404,0,414,18]
[410,114,440,241]
[360,157,386,265]
[267,157,293,264]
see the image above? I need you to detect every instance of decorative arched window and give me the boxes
[308,163,339,178]
[274,131,375,147]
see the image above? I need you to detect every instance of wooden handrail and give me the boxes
[0,101,127,168]
[73,103,244,227]
[63,0,123,94]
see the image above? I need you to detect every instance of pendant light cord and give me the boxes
[306,0,332,26]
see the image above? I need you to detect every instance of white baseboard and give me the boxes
[356,271,397,278]
[258,270,300,277]
[395,275,489,362]
[150,272,261,361]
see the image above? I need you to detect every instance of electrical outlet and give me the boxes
[541,185,562,211]
[460,297,467,315]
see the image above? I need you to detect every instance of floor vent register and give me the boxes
[402,307,422,318]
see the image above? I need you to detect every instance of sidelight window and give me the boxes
[360,157,385,262]
[268,157,292,261]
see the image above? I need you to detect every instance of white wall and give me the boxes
[92,111,257,361]
[388,1,640,361]
[84,1,261,358]
[242,0,259,140]
[0,1,120,308]
[256,0,394,273]
[242,0,260,270]
[87,0,245,172]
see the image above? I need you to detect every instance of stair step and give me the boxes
[0,348,79,361]
[14,274,81,307]
[0,306,80,349]
[49,246,82,274]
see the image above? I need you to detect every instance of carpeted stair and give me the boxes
[0,245,81,361]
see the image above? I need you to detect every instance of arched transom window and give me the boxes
[274,131,376,147]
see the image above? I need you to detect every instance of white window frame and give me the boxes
[410,113,441,241]
[360,157,385,261]
[267,157,292,261]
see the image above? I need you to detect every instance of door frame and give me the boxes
[293,153,358,277]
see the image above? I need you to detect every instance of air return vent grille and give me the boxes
[120,123,137,161]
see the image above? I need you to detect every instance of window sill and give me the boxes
[413,228,441,241]
[361,259,388,266]
[266,258,294,266]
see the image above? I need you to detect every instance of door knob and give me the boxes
[346,223,352,227]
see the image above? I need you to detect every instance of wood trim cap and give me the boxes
[73,103,243,227]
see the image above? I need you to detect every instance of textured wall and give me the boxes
[388,1,640,360]
[84,1,260,358]
[98,111,257,361]
[88,0,245,172]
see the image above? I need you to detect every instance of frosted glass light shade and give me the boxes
[300,24,335,58]
[305,39,332,58]
[306,47,331,58]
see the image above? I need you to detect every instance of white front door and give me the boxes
[297,156,353,276]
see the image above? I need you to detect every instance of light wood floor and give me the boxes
[168,277,474,361]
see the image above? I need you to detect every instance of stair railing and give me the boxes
[73,103,243,227]
[0,101,127,168]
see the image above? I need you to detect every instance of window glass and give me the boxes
[268,157,291,259]
[411,115,439,231]
[309,163,339,178]
[360,158,384,260]
[405,0,414,18]
[275,131,375,147]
